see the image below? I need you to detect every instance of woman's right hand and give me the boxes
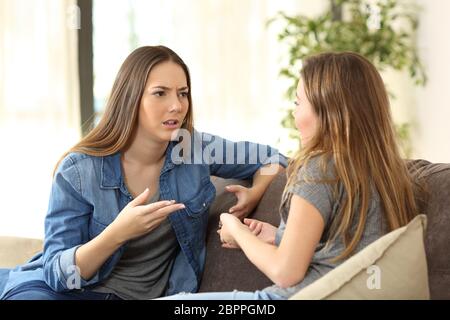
[243,218,277,245]
[109,188,185,244]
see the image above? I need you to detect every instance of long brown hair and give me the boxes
[285,52,418,262]
[54,46,194,174]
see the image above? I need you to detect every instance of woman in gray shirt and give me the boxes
[161,51,419,300]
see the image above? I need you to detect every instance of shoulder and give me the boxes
[286,155,338,226]
[57,152,99,173]
[297,154,336,182]
[55,153,103,190]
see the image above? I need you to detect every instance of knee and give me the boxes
[3,281,57,300]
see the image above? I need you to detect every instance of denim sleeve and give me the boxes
[204,133,288,180]
[42,156,99,292]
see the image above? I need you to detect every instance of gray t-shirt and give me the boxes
[92,190,179,300]
[263,156,387,299]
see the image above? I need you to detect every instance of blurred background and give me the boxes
[0,0,449,239]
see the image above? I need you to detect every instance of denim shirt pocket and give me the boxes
[184,180,216,218]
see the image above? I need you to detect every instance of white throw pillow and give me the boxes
[290,214,429,300]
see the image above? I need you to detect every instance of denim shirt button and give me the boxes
[202,202,206,207]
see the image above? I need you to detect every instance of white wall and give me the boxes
[309,0,450,163]
[277,0,450,163]
[412,0,450,163]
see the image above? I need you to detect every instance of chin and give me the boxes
[159,130,178,143]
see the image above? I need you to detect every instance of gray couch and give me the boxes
[200,160,450,300]
[1,160,449,299]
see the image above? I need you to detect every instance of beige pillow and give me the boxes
[290,214,429,300]
[0,236,43,268]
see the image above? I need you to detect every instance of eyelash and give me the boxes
[153,91,188,98]
[294,101,299,106]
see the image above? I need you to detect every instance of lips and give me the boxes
[162,119,179,126]
[162,119,181,130]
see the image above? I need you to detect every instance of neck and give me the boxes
[122,131,168,167]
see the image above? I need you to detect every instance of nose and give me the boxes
[169,95,182,113]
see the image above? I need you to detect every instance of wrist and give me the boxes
[249,185,265,201]
[103,223,127,248]
[232,220,250,235]
[230,222,252,249]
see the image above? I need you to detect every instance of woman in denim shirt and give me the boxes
[0,46,286,300]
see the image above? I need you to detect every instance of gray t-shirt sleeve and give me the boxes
[275,219,285,246]
[287,157,336,226]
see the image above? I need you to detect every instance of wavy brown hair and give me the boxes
[54,46,193,174]
[285,52,418,262]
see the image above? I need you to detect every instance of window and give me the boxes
[93,0,299,150]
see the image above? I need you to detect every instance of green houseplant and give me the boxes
[273,0,426,156]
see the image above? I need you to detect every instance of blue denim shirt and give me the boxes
[0,130,287,298]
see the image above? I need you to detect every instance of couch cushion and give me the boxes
[407,160,450,299]
[290,214,429,300]
[0,236,43,268]
[198,172,285,292]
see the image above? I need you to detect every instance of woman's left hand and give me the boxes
[225,185,262,220]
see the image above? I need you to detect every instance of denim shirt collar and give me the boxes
[100,142,178,189]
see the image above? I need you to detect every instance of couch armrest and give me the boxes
[0,236,43,268]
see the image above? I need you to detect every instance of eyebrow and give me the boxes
[151,86,189,91]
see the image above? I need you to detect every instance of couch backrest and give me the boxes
[200,161,450,299]
[199,173,283,293]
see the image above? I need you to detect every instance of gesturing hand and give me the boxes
[225,185,260,220]
[110,188,185,244]
[243,218,277,245]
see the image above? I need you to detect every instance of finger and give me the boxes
[222,243,238,249]
[144,213,178,234]
[243,218,257,227]
[253,223,263,235]
[144,212,175,229]
[153,203,186,218]
[247,220,257,231]
[225,185,244,194]
[129,188,150,206]
[219,212,229,223]
[230,210,247,220]
[141,199,178,213]
[144,215,167,230]
[229,204,245,214]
